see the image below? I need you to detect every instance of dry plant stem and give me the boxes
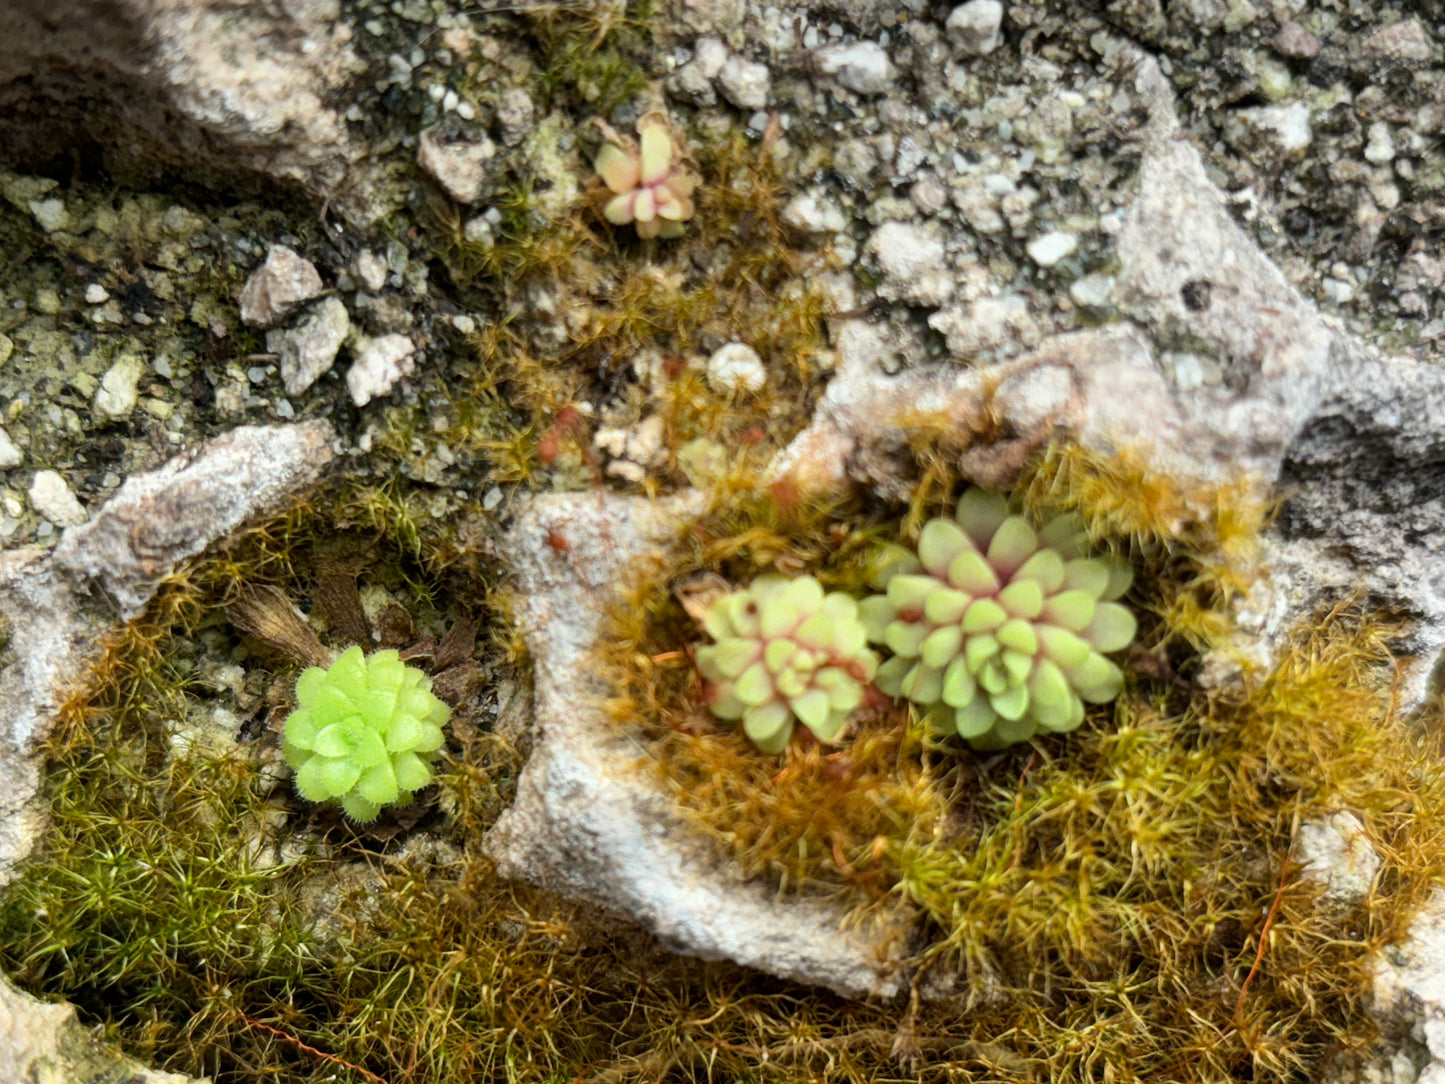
[226,583,332,667]
[234,1013,390,1084]
[317,567,371,647]
[1143,857,1297,1081]
[1235,857,1295,1022]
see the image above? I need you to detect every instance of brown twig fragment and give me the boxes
[234,1012,390,1084]
[1234,857,1295,1022]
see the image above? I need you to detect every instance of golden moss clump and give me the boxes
[1015,441,1272,650]
[593,440,1445,1082]
[599,484,949,896]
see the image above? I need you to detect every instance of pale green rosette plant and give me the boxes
[282,646,449,822]
[860,488,1136,750]
[695,575,880,754]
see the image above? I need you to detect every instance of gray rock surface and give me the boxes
[0,422,333,886]
[0,428,19,471]
[1264,353,1445,708]
[0,0,1442,1072]
[92,348,145,422]
[0,0,382,224]
[863,220,952,306]
[268,297,350,397]
[813,42,895,96]
[946,0,1004,55]
[717,54,770,110]
[1293,811,1381,908]
[239,245,325,327]
[28,470,86,528]
[485,491,911,999]
[417,127,496,204]
[775,49,1445,712]
[0,973,203,1083]
[347,333,417,406]
[495,88,535,147]
[781,191,847,233]
[1371,892,1445,1084]
[706,341,766,393]
[53,422,335,620]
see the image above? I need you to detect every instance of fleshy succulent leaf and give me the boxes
[953,697,998,739]
[941,657,976,708]
[1014,548,1066,592]
[294,757,333,802]
[1085,602,1138,654]
[887,574,937,615]
[1102,559,1134,601]
[319,757,363,796]
[874,655,912,697]
[733,662,774,706]
[885,619,931,658]
[947,551,1000,595]
[1029,659,1072,708]
[712,638,761,679]
[295,666,327,707]
[918,518,971,576]
[392,752,433,792]
[603,192,635,225]
[900,663,944,704]
[923,587,971,626]
[956,487,1009,547]
[1038,625,1093,669]
[283,709,319,751]
[1062,558,1110,597]
[1045,590,1097,632]
[356,761,400,805]
[858,595,895,642]
[596,143,640,193]
[991,683,1030,721]
[1037,513,1086,555]
[341,794,381,823]
[921,625,964,669]
[858,487,1137,749]
[997,579,1044,619]
[997,618,1039,656]
[284,648,449,820]
[638,122,673,185]
[809,711,849,743]
[1072,654,1125,703]
[743,702,792,744]
[962,598,1007,633]
[790,689,831,731]
[695,575,876,752]
[1001,650,1034,685]
[986,516,1038,576]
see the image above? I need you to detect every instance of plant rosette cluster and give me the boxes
[862,488,1135,750]
[694,489,1136,753]
[282,646,449,821]
[694,575,879,754]
[594,113,699,239]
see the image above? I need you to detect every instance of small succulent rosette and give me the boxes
[695,575,880,754]
[282,646,449,822]
[594,114,699,239]
[860,488,1136,750]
